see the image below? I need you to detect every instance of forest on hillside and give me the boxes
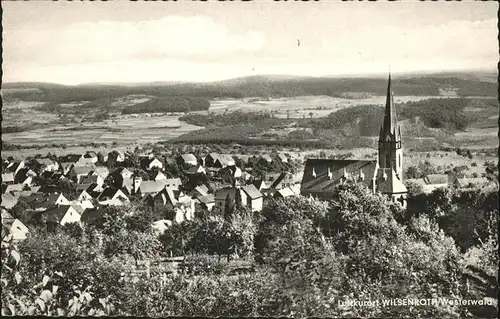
[3,75,497,105]
[121,97,210,114]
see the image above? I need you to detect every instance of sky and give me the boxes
[2,0,498,85]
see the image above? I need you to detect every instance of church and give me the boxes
[300,74,408,208]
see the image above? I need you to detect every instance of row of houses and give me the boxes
[1,150,301,243]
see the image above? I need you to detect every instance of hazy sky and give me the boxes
[2,0,498,84]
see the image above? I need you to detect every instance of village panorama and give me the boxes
[1,1,498,318]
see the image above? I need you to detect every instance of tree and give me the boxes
[234,189,243,209]
[224,194,235,222]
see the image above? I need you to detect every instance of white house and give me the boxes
[45,205,82,226]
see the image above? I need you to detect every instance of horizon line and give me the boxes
[3,67,496,87]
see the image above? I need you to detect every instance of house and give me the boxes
[190,184,209,199]
[60,162,75,175]
[196,194,215,211]
[78,190,95,201]
[136,180,167,197]
[13,167,37,185]
[82,151,99,164]
[406,173,460,194]
[38,184,62,194]
[179,154,198,166]
[107,150,126,166]
[2,210,29,242]
[2,173,15,185]
[164,178,182,189]
[23,193,71,211]
[92,166,110,180]
[4,161,26,177]
[240,184,264,212]
[1,193,18,209]
[152,171,167,181]
[79,175,104,186]
[68,166,95,183]
[141,157,164,171]
[44,205,81,227]
[185,165,206,175]
[204,153,220,167]
[269,172,289,190]
[214,154,236,168]
[153,188,196,223]
[75,157,97,167]
[274,153,289,164]
[34,158,59,173]
[97,152,108,164]
[118,167,134,180]
[98,188,130,206]
[60,154,84,164]
[70,197,95,211]
[253,180,268,191]
[259,154,273,165]
[3,184,25,195]
[301,75,408,208]
[275,187,297,199]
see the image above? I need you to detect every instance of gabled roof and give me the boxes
[216,154,235,167]
[60,162,74,171]
[276,187,295,198]
[98,188,127,201]
[186,165,205,174]
[79,175,101,185]
[5,184,24,194]
[181,154,197,163]
[44,205,77,223]
[197,194,215,204]
[35,158,54,166]
[241,184,263,199]
[71,166,94,175]
[139,181,166,194]
[253,180,267,190]
[423,174,449,185]
[61,154,83,163]
[194,184,209,197]
[260,154,273,163]
[93,166,109,176]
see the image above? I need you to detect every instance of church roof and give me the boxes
[301,159,377,194]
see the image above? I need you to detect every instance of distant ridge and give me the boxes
[2,69,496,88]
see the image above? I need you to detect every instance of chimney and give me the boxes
[312,167,317,178]
[382,170,388,181]
[327,167,332,179]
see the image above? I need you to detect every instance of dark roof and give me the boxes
[253,179,267,190]
[379,74,401,141]
[186,165,204,174]
[98,188,121,200]
[71,166,94,175]
[301,159,377,194]
[214,187,237,201]
[241,184,263,199]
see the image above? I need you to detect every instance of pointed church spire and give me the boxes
[380,73,398,139]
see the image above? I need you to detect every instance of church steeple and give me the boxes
[378,73,403,179]
[380,73,399,140]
